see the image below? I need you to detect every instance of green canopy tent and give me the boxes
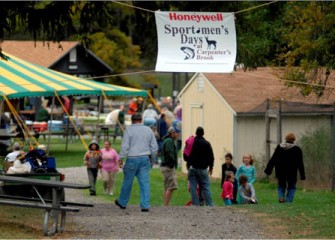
[0,52,147,150]
[0,52,147,99]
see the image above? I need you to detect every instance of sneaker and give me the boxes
[115,199,126,209]
[109,192,114,196]
[279,198,285,203]
[141,208,149,212]
[90,191,96,196]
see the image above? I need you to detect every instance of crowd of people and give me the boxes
[112,110,305,211]
[1,95,306,211]
[87,100,306,212]
[81,95,306,211]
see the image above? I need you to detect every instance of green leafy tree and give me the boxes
[90,29,141,86]
[0,1,112,59]
[0,1,142,87]
[234,1,286,71]
[278,2,335,97]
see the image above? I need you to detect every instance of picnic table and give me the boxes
[0,132,18,140]
[0,175,92,236]
[0,132,18,152]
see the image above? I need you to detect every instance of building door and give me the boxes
[189,103,204,136]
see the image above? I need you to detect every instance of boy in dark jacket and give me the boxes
[264,132,306,203]
[160,127,179,205]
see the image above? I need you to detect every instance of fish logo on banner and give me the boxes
[155,11,236,73]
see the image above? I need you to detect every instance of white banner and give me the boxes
[155,11,236,73]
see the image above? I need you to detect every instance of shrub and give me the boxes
[298,126,332,189]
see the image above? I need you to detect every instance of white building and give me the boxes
[178,68,334,178]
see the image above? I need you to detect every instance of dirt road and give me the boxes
[60,167,270,239]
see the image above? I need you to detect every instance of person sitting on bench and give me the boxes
[7,152,31,174]
[4,142,25,172]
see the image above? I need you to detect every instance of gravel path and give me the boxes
[59,167,269,239]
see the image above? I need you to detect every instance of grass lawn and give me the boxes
[1,138,335,238]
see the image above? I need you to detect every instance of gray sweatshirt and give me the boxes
[119,123,158,159]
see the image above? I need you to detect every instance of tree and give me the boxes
[234,1,286,71]
[0,1,112,59]
[89,29,141,86]
[278,2,335,97]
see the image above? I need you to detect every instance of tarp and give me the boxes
[155,11,236,73]
[0,52,147,100]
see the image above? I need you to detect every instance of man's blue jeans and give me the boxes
[278,179,296,203]
[188,168,213,206]
[118,156,151,209]
[143,118,156,127]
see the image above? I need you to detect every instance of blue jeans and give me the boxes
[143,118,156,127]
[118,156,151,209]
[188,168,213,206]
[278,179,296,203]
[224,199,232,206]
[114,124,124,141]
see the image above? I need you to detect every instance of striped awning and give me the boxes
[0,52,147,100]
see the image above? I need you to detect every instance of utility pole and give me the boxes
[332,102,335,191]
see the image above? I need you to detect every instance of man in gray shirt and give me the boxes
[115,113,158,212]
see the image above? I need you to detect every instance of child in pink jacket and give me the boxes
[221,172,234,206]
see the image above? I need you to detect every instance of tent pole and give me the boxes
[0,100,3,127]
[47,96,55,155]
[65,105,69,152]
[95,95,103,142]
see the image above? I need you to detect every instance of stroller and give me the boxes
[25,148,56,173]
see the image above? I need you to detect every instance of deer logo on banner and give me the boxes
[205,37,217,50]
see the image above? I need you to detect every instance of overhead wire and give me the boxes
[108,1,332,91]
[2,1,280,86]
[111,0,155,13]
[234,0,280,14]
[88,70,156,80]
[111,0,280,16]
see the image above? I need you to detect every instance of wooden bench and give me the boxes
[0,198,80,235]
[0,194,94,207]
[0,199,80,211]
[0,176,92,236]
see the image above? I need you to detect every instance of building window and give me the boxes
[197,76,204,93]
[69,48,77,62]
[68,65,78,70]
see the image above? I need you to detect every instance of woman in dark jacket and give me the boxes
[264,132,306,203]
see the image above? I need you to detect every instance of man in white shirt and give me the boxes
[105,109,120,126]
[4,142,24,172]
[5,142,22,163]
[142,104,159,127]
[115,113,158,212]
